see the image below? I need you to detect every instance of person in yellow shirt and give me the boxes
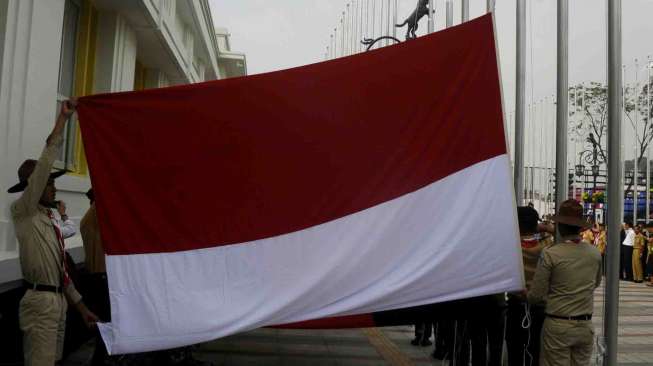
[594,224,606,275]
[645,223,653,287]
[633,225,645,283]
[581,226,595,244]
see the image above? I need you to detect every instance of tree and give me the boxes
[569,77,653,202]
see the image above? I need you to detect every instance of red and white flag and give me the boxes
[78,14,523,355]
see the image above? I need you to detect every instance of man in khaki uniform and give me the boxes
[528,200,602,366]
[8,99,98,366]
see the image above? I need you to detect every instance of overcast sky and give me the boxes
[209,0,653,160]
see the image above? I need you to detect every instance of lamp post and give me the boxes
[576,133,606,219]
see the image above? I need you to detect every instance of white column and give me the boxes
[0,0,65,256]
[94,12,138,93]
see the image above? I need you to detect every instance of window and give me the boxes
[55,0,81,170]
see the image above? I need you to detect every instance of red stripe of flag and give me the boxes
[78,14,504,255]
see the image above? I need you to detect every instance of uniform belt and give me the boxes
[545,313,592,321]
[23,281,63,293]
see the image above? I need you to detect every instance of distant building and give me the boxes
[216,27,247,78]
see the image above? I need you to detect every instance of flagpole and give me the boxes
[646,55,651,224]
[330,35,334,59]
[345,4,350,56]
[386,0,391,45]
[623,65,627,222]
[605,0,623,363]
[341,12,345,56]
[555,0,568,219]
[428,0,435,33]
[635,59,640,224]
[371,0,375,49]
[354,0,359,53]
[393,0,397,39]
[515,0,526,204]
[446,0,453,28]
[352,1,357,53]
[487,0,494,13]
[462,0,469,22]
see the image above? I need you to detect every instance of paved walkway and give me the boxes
[64,280,653,366]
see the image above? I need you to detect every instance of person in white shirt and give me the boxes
[622,220,635,281]
[54,200,76,239]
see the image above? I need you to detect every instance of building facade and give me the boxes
[0,0,245,360]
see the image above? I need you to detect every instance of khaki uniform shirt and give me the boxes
[528,239,601,317]
[11,134,82,304]
[80,204,106,273]
[522,234,553,289]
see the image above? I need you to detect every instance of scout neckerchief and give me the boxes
[47,209,71,287]
[521,236,539,249]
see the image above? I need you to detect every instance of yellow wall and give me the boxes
[71,0,98,176]
[134,60,146,91]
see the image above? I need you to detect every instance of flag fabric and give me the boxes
[77,14,523,355]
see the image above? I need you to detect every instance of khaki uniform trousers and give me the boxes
[19,289,67,366]
[633,248,644,282]
[540,317,594,366]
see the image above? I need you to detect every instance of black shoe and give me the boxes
[410,338,420,346]
[420,339,433,347]
[432,349,451,360]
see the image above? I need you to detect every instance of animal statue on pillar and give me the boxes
[395,0,435,40]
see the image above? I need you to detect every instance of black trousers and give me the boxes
[83,273,110,366]
[506,298,545,366]
[621,245,634,280]
[433,319,454,360]
[414,321,433,342]
[469,307,506,366]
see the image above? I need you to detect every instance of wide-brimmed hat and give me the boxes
[550,199,591,229]
[7,159,67,193]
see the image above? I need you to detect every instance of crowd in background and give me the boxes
[409,201,653,366]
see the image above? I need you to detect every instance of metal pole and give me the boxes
[428,0,435,33]
[446,0,453,28]
[515,0,526,204]
[386,0,391,46]
[379,0,385,45]
[623,65,627,221]
[371,0,375,49]
[333,28,338,58]
[360,0,364,52]
[352,1,357,53]
[330,35,334,59]
[462,0,469,22]
[555,0,568,220]
[341,14,345,56]
[354,0,359,53]
[646,56,651,224]
[635,59,640,224]
[605,0,623,364]
[393,0,398,39]
[345,4,350,56]
[487,0,494,13]
[365,0,369,41]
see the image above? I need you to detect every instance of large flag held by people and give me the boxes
[77,14,523,355]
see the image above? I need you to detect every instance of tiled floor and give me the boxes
[64,280,653,365]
